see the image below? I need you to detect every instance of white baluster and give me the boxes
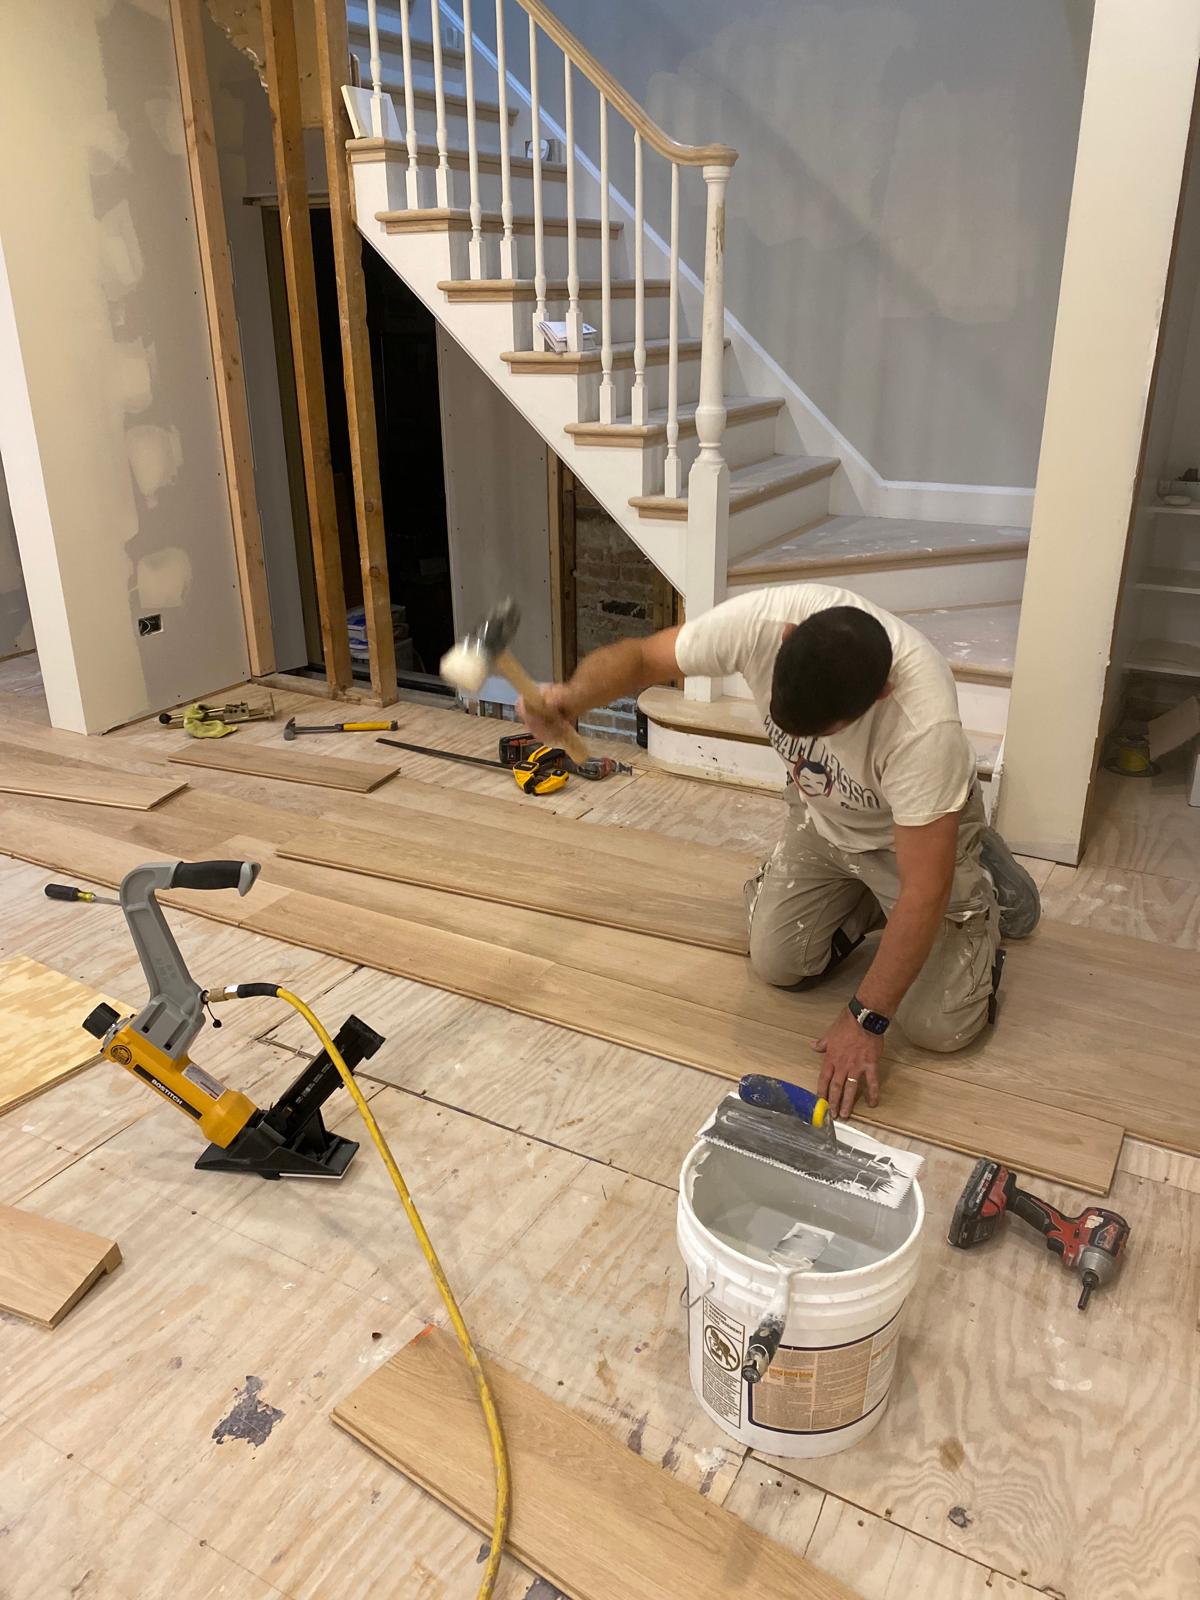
[397,0,420,206]
[630,131,646,425]
[528,14,547,347]
[563,57,583,352]
[598,94,614,423]
[367,0,385,136]
[429,0,451,208]
[461,0,483,276]
[494,0,515,278]
[664,161,682,497]
[684,161,733,702]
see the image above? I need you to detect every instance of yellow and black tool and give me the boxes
[377,733,571,796]
[283,716,399,740]
[46,861,512,1596]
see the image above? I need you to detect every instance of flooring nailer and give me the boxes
[46,861,384,1179]
[45,859,514,1596]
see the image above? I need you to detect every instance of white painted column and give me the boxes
[563,57,583,351]
[429,0,452,208]
[684,160,732,702]
[998,0,1200,862]
[397,0,420,207]
[630,131,647,425]
[528,14,548,347]
[598,94,615,423]
[494,0,515,278]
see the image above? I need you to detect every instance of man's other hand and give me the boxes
[815,1008,883,1117]
[516,683,576,747]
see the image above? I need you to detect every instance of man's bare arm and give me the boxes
[520,627,682,740]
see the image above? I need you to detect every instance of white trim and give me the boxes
[433,0,1034,530]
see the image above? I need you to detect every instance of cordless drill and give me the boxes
[948,1157,1130,1310]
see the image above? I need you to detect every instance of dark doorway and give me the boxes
[262,206,454,688]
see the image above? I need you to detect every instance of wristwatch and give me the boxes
[848,995,890,1036]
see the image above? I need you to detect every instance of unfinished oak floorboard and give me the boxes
[0,741,186,810]
[0,1205,121,1327]
[333,1327,860,1600]
[278,818,750,953]
[168,742,399,793]
[244,894,1122,1190]
[0,957,131,1116]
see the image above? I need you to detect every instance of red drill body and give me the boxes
[948,1157,1130,1309]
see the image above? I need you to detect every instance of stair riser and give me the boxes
[955,680,1010,740]
[499,291,675,351]
[730,555,1028,612]
[401,102,512,154]
[443,230,626,285]
[571,355,707,423]
[626,413,782,495]
[723,477,836,562]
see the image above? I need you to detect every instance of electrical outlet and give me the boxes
[138,614,162,638]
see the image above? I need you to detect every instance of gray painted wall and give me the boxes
[527,0,1092,488]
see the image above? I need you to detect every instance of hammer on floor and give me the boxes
[439,597,591,767]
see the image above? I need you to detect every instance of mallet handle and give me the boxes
[496,649,590,766]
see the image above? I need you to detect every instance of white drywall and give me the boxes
[480,0,1091,492]
[0,460,32,659]
[0,0,249,732]
[437,327,553,693]
[997,0,1200,862]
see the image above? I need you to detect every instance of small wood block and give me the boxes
[0,956,130,1116]
[0,1205,122,1327]
[333,1326,860,1600]
[168,742,398,793]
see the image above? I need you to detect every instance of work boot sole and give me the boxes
[980,826,1041,940]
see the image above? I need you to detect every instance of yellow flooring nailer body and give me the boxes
[44,858,510,1597]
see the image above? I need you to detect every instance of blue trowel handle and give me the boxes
[738,1076,830,1127]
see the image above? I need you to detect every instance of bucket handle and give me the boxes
[681,1267,715,1312]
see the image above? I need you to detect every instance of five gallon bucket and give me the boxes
[677,1137,924,1458]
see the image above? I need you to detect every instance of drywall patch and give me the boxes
[83,110,131,176]
[136,546,192,610]
[126,424,182,505]
[145,96,187,158]
[97,199,145,301]
[110,338,156,415]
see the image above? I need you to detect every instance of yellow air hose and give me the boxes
[273,988,511,1598]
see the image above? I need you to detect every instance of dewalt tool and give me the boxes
[44,863,511,1594]
[948,1156,1130,1310]
[375,732,631,786]
[158,698,275,738]
[283,716,399,740]
[376,734,570,796]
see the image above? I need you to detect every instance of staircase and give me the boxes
[341,0,1027,795]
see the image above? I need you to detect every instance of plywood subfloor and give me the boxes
[334,1326,860,1600]
[0,1204,121,1326]
[2,665,1200,1598]
[0,956,128,1115]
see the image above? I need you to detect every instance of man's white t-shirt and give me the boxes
[675,584,975,853]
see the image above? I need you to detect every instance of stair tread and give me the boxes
[630,452,838,517]
[566,395,784,441]
[730,514,1030,581]
[501,336,722,374]
[898,601,1020,681]
[379,208,621,238]
[638,687,1002,773]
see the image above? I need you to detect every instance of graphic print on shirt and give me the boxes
[766,717,882,812]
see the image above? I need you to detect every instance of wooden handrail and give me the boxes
[515,0,738,167]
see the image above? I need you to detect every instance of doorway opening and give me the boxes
[261,205,455,694]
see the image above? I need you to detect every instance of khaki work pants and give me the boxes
[744,787,1001,1053]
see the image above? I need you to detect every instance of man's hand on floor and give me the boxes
[815,1008,883,1117]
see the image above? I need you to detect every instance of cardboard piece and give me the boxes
[1148,695,1200,805]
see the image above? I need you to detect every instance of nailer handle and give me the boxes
[170,860,260,896]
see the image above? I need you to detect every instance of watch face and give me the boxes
[862,1011,890,1036]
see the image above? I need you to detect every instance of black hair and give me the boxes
[769,606,893,736]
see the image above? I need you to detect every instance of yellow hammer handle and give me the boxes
[342,720,398,732]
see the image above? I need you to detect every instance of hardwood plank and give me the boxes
[244,894,1122,1190]
[332,1327,859,1600]
[261,0,351,688]
[168,742,399,793]
[169,0,274,675]
[0,741,185,809]
[0,1205,121,1327]
[0,957,128,1116]
[278,817,751,952]
[311,0,397,705]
